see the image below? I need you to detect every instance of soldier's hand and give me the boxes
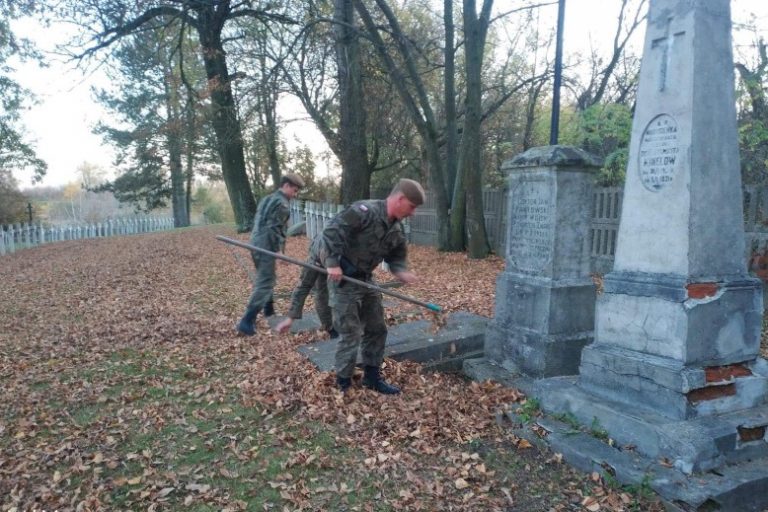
[275,318,293,334]
[393,270,417,284]
[327,266,343,283]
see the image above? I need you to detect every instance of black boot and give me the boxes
[236,306,260,336]
[336,376,352,392]
[362,365,401,395]
[263,299,275,317]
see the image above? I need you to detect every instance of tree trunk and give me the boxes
[265,90,282,188]
[184,96,196,226]
[421,138,451,249]
[185,158,193,225]
[335,0,370,203]
[523,80,545,150]
[459,0,491,258]
[163,72,189,228]
[257,51,282,187]
[443,0,458,198]
[196,17,256,232]
[448,168,467,250]
[444,0,464,251]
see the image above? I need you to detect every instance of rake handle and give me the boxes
[216,235,442,312]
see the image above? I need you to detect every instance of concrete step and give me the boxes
[296,311,488,372]
[464,358,768,512]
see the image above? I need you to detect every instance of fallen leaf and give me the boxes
[186,483,211,493]
[517,439,533,449]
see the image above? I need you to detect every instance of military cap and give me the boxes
[392,178,425,206]
[282,173,305,188]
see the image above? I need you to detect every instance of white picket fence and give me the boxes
[0,217,175,256]
[290,201,344,240]
[289,200,413,241]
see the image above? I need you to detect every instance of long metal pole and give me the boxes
[549,0,566,145]
[216,235,442,312]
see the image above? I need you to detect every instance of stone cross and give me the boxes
[650,16,685,91]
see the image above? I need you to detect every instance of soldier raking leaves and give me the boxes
[322,179,426,394]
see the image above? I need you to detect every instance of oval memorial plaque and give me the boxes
[638,114,679,192]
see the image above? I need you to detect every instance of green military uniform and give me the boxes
[286,234,333,331]
[245,189,291,314]
[321,200,409,380]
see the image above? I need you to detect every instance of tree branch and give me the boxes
[76,6,198,59]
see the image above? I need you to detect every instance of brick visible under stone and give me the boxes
[738,425,767,442]
[687,383,736,403]
[686,282,719,299]
[705,363,753,383]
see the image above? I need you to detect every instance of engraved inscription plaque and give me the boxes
[638,114,679,192]
[508,178,554,273]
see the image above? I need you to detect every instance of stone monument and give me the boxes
[484,146,601,377]
[536,0,768,484]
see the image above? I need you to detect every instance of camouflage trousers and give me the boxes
[329,279,387,379]
[245,252,275,312]
[287,265,333,331]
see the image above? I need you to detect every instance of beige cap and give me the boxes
[282,173,305,188]
[392,178,425,206]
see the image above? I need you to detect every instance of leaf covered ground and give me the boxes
[0,226,671,511]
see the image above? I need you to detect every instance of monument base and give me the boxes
[579,272,766,419]
[596,272,763,365]
[535,375,768,475]
[580,344,768,420]
[485,320,592,377]
[485,272,595,377]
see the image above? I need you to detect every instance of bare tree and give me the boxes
[355,0,452,248]
[735,37,768,184]
[58,0,297,232]
[355,0,552,253]
[572,0,647,110]
[736,38,768,121]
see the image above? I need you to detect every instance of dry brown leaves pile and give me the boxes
[0,226,664,511]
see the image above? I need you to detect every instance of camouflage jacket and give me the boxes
[321,200,408,276]
[249,189,291,254]
[307,233,327,265]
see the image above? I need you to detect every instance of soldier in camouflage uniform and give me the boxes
[274,234,338,338]
[322,179,425,394]
[236,174,305,336]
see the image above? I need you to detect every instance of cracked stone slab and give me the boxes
[297,311,488,372]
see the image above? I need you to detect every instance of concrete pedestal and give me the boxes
[485,146,600,377]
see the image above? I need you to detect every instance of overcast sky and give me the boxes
[8,1,768,189]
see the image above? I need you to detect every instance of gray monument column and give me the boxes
[536,0,768,478]
[485,145,600,377]
[578,0,767,421]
